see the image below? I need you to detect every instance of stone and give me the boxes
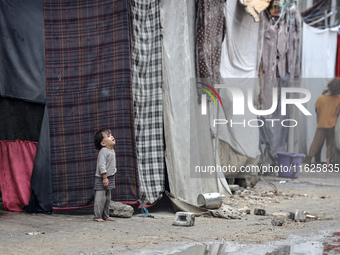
[172,212,195,227]
[254,208,266,215]
[272,212,291,219]
[234,190,242,196]
[211,204,243,219]
[229,185,240,192]
[109,201,134,218]
[294,210,306,222]
[238,207,251,214]
[271,217,285,226]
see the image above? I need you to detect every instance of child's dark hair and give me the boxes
[94,129,111,150]
[328,78,340,95]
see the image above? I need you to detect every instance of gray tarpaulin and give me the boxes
[160,0,229,206]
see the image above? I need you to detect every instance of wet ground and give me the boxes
[1,169,340,254]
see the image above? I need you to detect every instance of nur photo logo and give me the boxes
[197,80,312,128]
[197,82,223,115]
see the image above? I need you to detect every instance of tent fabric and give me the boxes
[196,0,225,83]
[0,0,52,213]
[218,0,262,159]
[336,34,340,77]
[24,107,53,213]
[44,0,139,208]
[0,97,44,142]
[0,98,52,213]
[0,140,37,211]
[0,0,46,103]
[301,22,338,78]
[131,0,165,205]
[160,0,229,206]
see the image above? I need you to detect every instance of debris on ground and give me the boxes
[271,217,286,226]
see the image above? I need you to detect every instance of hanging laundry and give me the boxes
[196,0,225,84]
[287,4,302,81]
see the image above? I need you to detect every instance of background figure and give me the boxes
[306,78,340,167]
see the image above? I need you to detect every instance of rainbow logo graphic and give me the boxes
[197,82,223,115]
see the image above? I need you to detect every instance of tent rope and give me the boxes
[138,201,155,218]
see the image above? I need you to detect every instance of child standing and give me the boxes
[93,129,117,222]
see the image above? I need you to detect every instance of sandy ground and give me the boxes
[1,170,340,255]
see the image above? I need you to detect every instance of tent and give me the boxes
[1,0,339,213]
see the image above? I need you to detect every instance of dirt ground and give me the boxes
[1,170,340,255]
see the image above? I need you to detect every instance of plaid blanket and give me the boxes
[131,0,165,204]
[44,0,140,208]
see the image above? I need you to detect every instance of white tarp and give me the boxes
[160,0,230,206]
[218,0,262,159]
[300,23,338,161]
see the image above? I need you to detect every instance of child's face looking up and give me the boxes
[100,131,115,149]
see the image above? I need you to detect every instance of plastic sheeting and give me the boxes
[160,0,229,206]
[0,0,46,103]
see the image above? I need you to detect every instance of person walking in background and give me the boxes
[306,78,340,168]
[93,129,117,222]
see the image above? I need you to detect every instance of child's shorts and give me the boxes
[94,175,115,190]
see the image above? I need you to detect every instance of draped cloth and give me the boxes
[0,0,53,213]
[0,141,37,211]
[44,0,139,208]
[160,0,230,206]
[219,0,262,159]
[336,34,340,78]
[196,0,225,84]
[131,0,164,205]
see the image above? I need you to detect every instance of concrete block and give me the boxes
[172,212,195,227]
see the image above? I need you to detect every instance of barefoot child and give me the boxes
[93,129,117,222]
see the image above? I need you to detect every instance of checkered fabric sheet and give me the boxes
[131,0,165,204]
[44,0,140,208]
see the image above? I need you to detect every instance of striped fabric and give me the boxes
[94,175,115,191]
[44,0,140,208]
[131,0,165,204]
